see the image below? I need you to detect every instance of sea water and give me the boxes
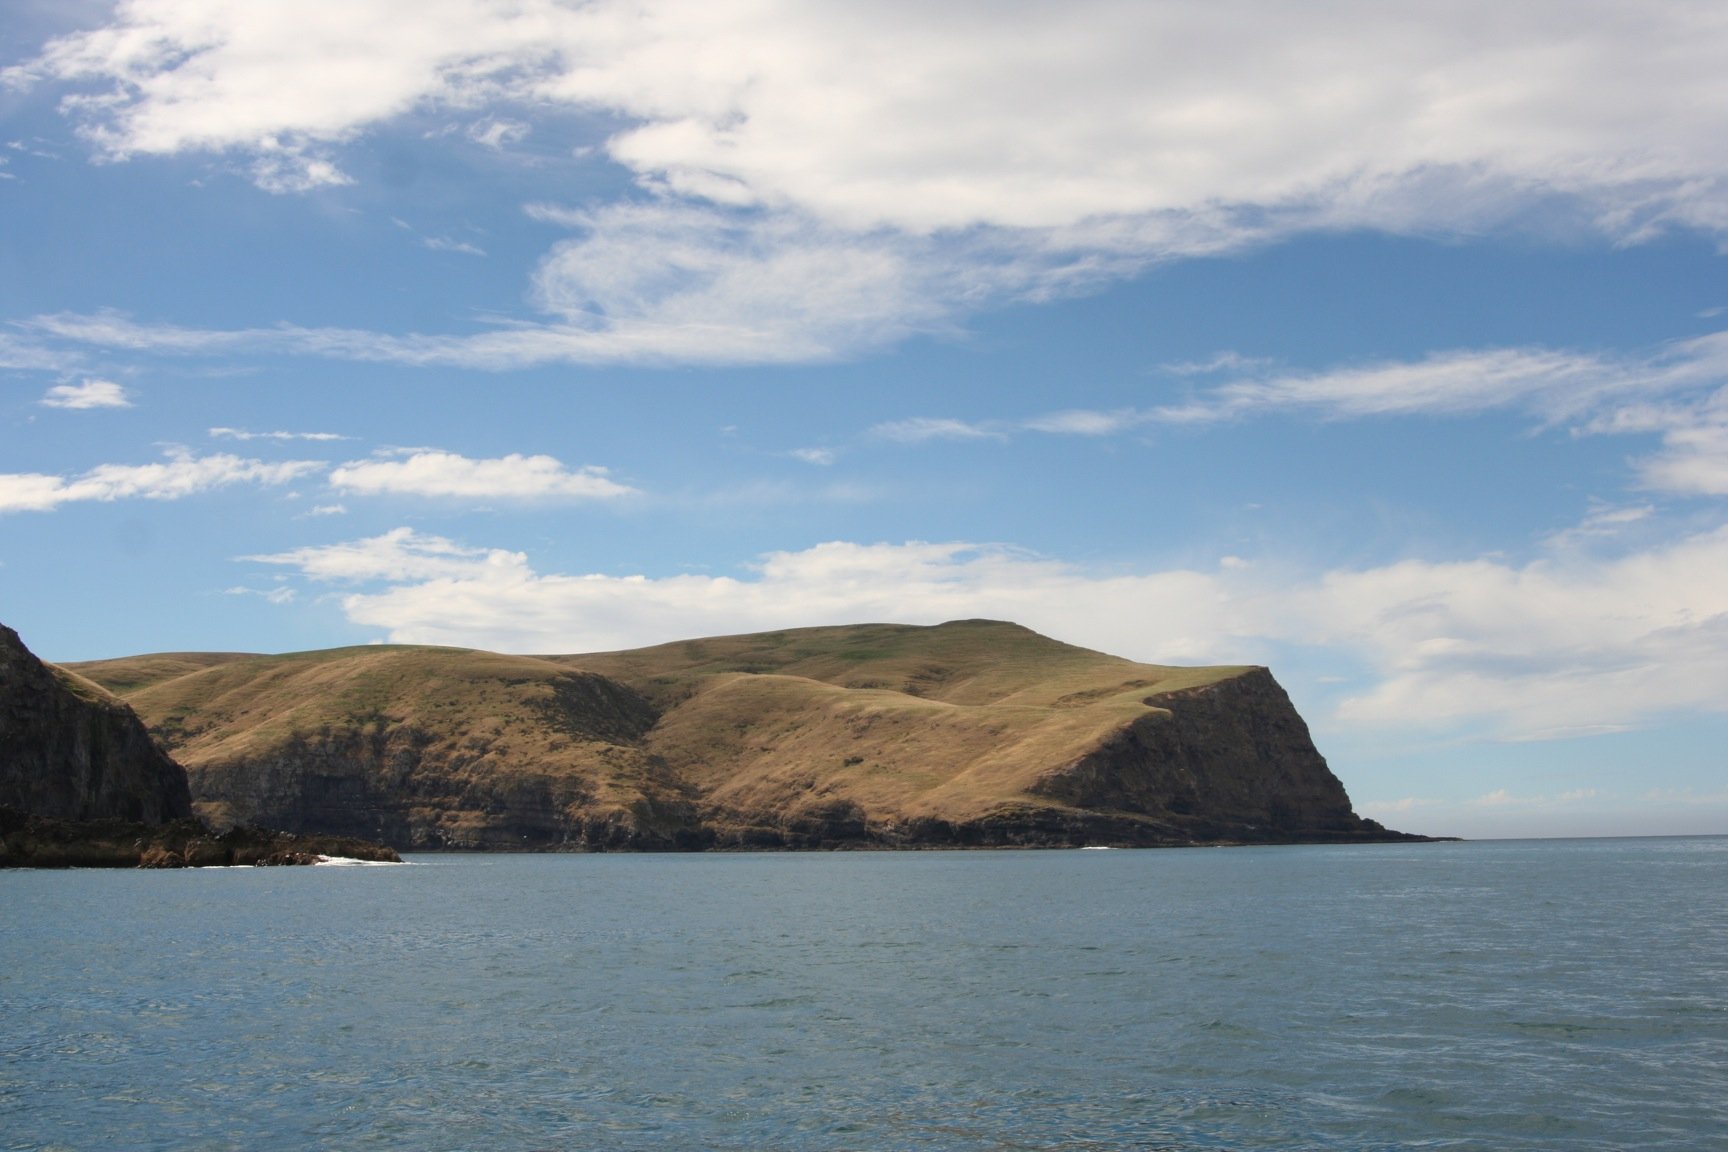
[3,838,1725,1151]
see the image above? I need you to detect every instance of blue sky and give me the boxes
[4,0,1726,838]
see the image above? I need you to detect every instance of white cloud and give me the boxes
[1021,409,1142,436]
[0,448,323,513]
[1640,424,1728,495]
[880,334,1728,484]
[24,202,966,365]
[21,1,1728,235]
[224,584,296,605]
[1268,527,1728,738]
[467,117,528,149]
[870,417,1002,444]
[241,522,1728,742]
[0,333,78,373]
[40,378,131,409]
[18,1,1728,363]
[789,448,835,466]
[209,426,350,441]
[249,147,351,194]
[328,450,636,500]
[245,527,526,583]
[423,236,486,256]
[1168,339,1728,424]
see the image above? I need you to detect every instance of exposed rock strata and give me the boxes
[0,624,191,824]
[1,622,400,868]
[70,620,1436,850]
[1027,669,1384,843]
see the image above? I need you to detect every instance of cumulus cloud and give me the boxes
[17,1,1728,363]
[240,523,1728,741]
[19,1,1728,235]
[1266,528,1728,737]
[0,448,322,513]
[328,450,636,500]
[40,378,131,409]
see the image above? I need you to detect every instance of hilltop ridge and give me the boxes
[68,620,1425,850]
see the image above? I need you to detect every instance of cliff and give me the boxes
[68,620,1428,850]
[0,623,401,867]
[0,623,192,824]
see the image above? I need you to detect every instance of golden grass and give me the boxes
[69,619,1256,833]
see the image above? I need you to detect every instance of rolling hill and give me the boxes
[66,619,1420,849]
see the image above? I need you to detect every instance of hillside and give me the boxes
[69,619,1421,849]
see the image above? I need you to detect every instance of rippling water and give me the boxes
[4,838,1725,1150]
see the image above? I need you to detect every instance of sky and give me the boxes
[3,0,1726,839]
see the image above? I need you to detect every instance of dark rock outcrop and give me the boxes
[0,807,400,867]
[1025,669,1406,844]
[0,624,191,824]
[1,623,400,867]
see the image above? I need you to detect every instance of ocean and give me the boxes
[3,838,1724,1151]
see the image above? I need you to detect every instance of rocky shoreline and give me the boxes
[0,806,402,868]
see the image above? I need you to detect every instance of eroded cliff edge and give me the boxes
[1,623,399,867]
[0,623,191,824]
[69,620,1433,850]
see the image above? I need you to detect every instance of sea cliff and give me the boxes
[1,623,401,867]
[0,623,191,824]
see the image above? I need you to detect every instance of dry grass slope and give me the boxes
[69,619,1402,849]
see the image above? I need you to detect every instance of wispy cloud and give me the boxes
[40,378,130,409]
[0,448,322,513]
[328,450,636,501]
[423,236,487,257]
[209,427,351,442]
[789,448,836,466]
[1020,409,1141,436]
[0,333,78,373]
[224,585,297,605]
[870,417,1004,444]
[467,118,528,149]
[875,334,1728,498]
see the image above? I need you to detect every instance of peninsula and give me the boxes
[63,619,1430,850]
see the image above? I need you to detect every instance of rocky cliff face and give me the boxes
[0,624,192,824]
[70,621,1430,849]
[1028,669,1388,843]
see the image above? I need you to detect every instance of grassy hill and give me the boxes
[67,620,1414,849]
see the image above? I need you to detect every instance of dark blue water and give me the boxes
[3,838,1725,1151]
